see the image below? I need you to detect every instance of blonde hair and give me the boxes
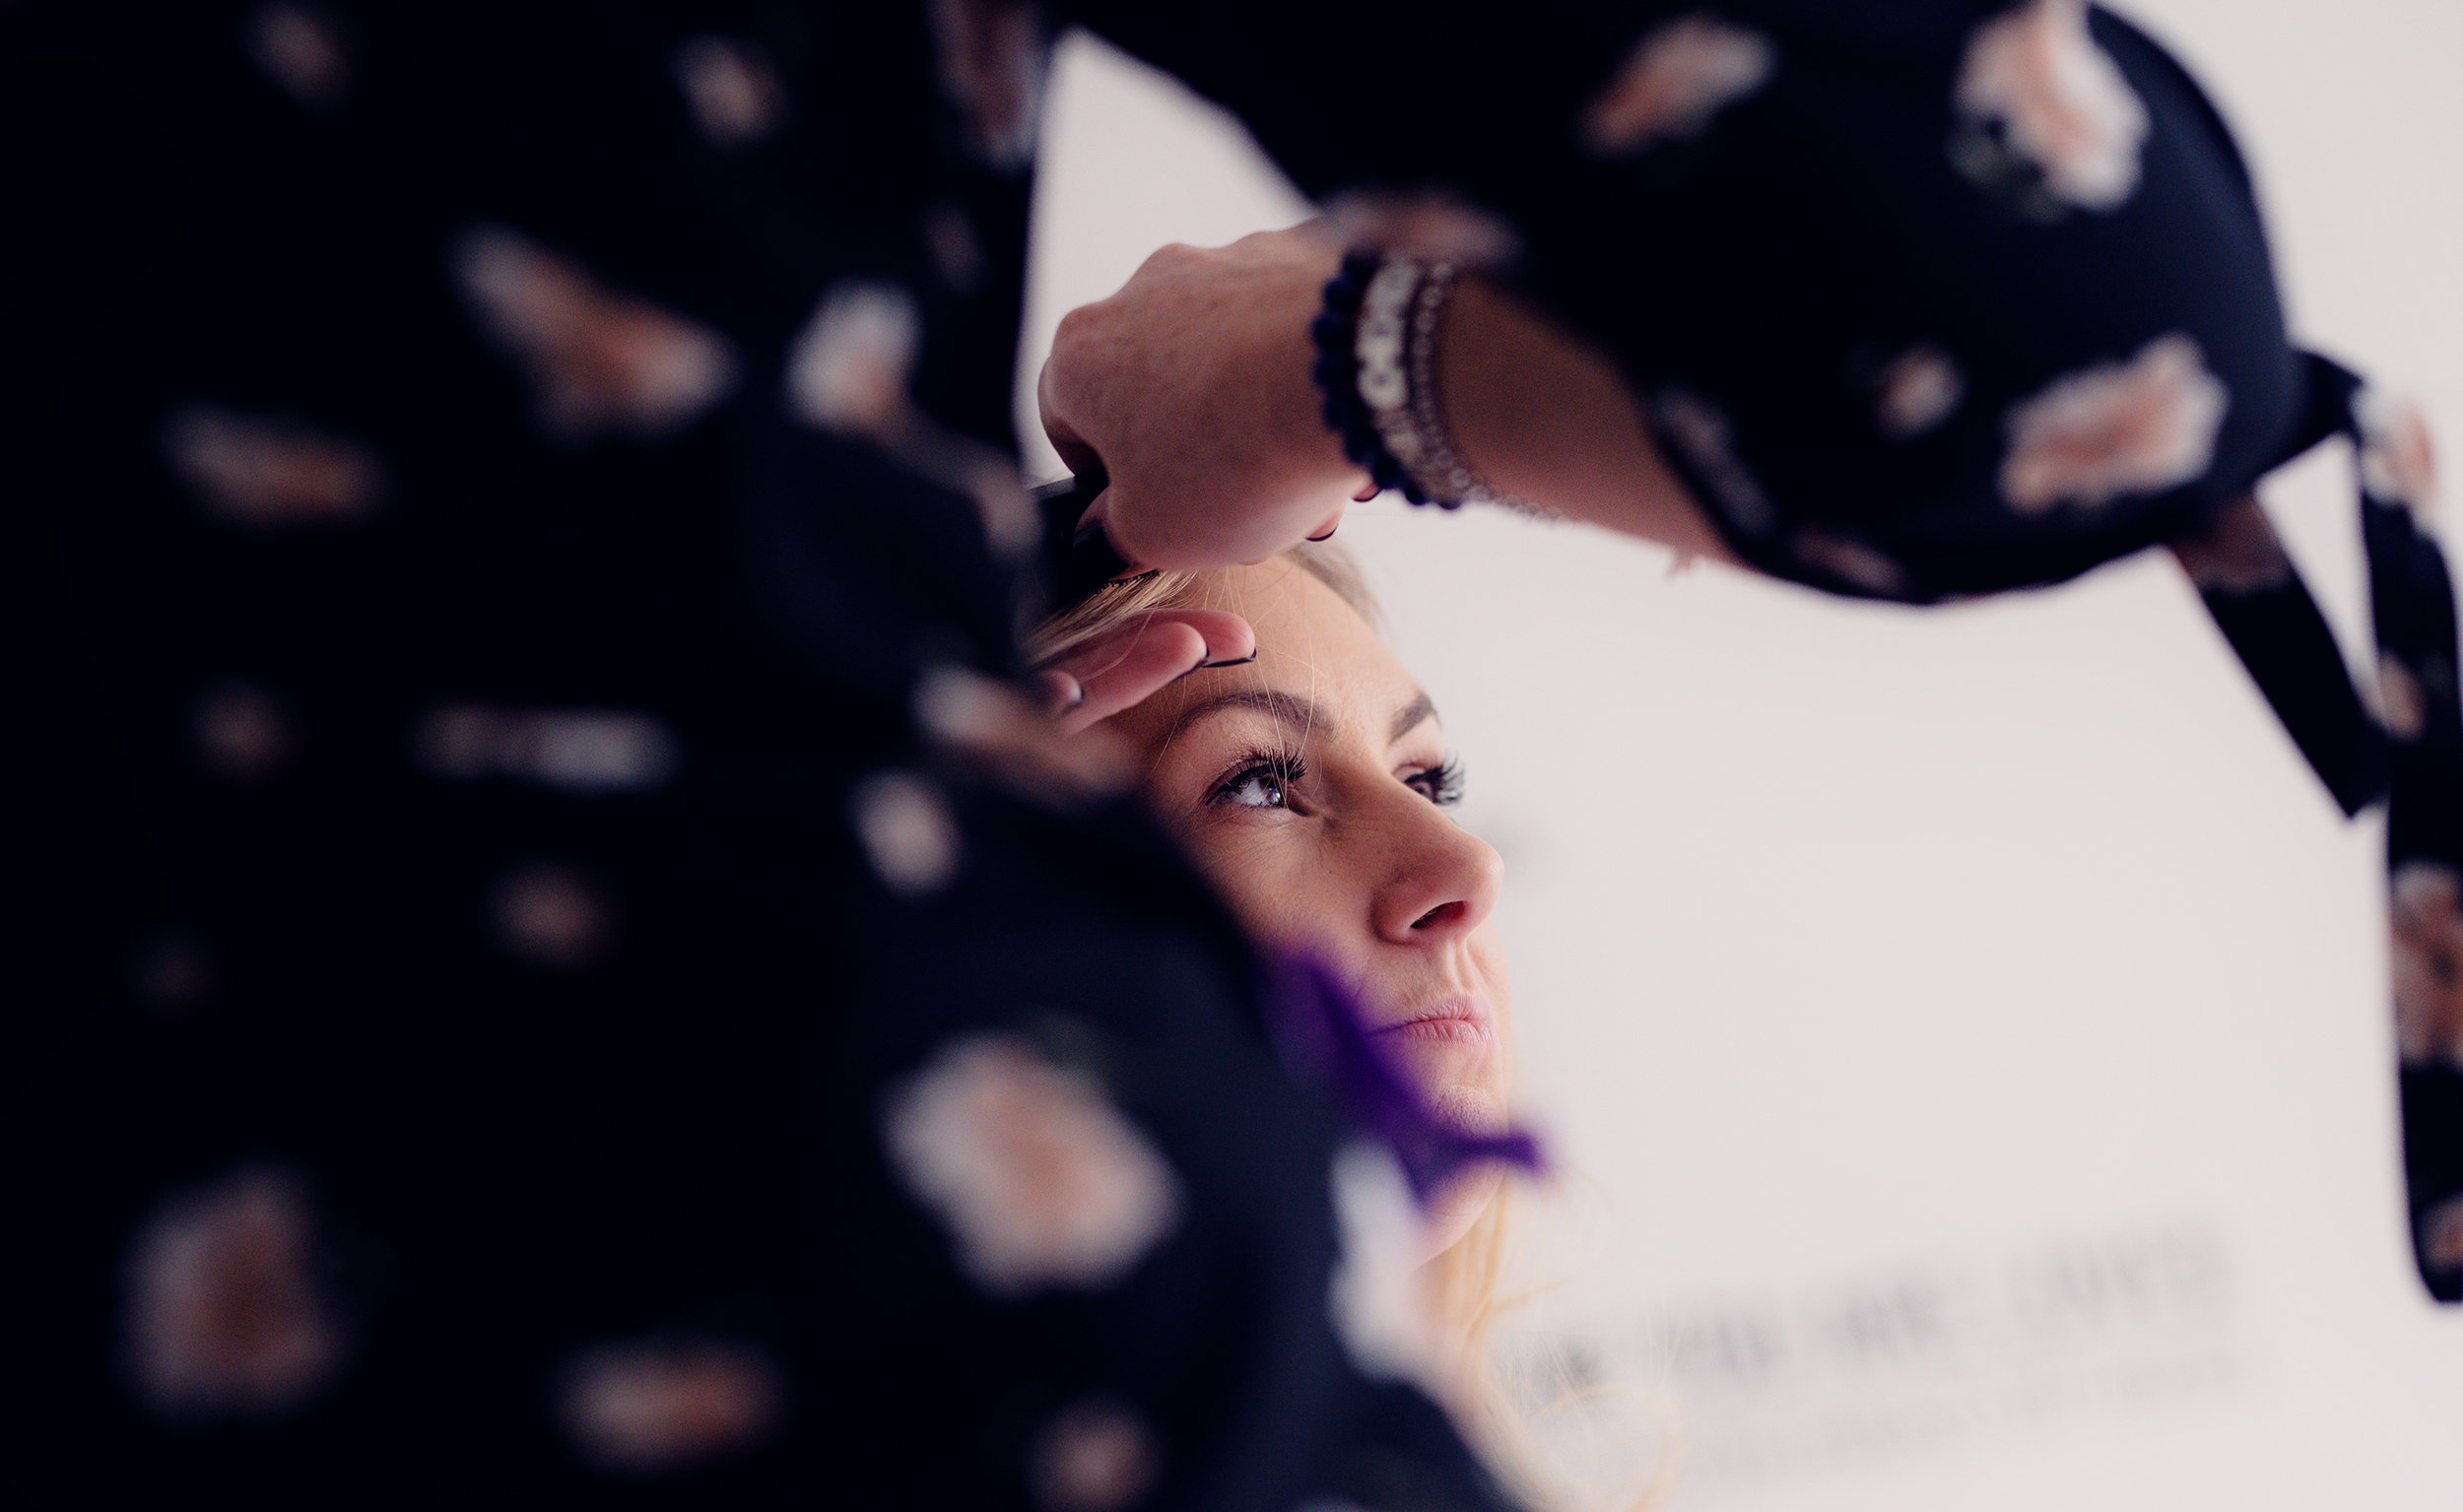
[1027,538,1378,667]
[1436,1181,1684,1512]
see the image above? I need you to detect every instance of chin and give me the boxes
[1411,1078,1511,1264]
[1418,1161,1505,1264]
[1420,1077,1508,1138]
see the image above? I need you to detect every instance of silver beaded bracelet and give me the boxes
[1352,257,1552,516]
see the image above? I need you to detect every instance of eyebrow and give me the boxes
[1168,687,1441,749]
[1389,690,1438,745]
[1169,688,1325,743]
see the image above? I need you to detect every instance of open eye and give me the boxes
[1404,755,1465,808]
[1209,751,1306,811]
[1220,768,1288,809]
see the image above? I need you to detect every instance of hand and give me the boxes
[1041,227,1735,575]
[1034,609,1256,737]
[1039,227,1368,572]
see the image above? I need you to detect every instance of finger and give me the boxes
[1150,609,1255,668]
[1037,361,1105,480]
[1051,619,1205,735]
[1063,493,1155,595]
[1049,611,1255,735]
[1072,484,1132,574]
[1033,667,1085,719]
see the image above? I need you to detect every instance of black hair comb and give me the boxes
[1033,462,1148,612]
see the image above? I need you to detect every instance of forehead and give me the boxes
[1116,558,1422,748]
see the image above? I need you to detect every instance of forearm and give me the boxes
[1436,277,1735,563]
[1041,229,1733,571]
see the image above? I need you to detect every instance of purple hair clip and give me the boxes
[1260,951,1545,1205]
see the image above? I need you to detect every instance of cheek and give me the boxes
[1176,822,1341,950]
[1469,923,1514,1031]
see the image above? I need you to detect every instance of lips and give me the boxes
[1371,995,1493,1044]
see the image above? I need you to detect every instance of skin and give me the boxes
[1096,559,1513,1255]
[1039,226,1736,574]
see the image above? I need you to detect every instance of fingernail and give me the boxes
[1034,670,1085,716]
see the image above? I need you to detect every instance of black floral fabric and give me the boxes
[1,0,1511,1504]
[4,0,2454,1506]
[1083,0,2460,1298]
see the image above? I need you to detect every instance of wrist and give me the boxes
[1307,253,1549,516]
[1436,277,1740,563]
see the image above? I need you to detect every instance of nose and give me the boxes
[1369,795,1503,947]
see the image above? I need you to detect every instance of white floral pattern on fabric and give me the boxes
[1028,1396,1162,1512]
[244,3,349,112]
[882,1034,1181,1296]
[1325,1144,1441,1393]
[558,1337,784,1475]
[120,1165,347,1423]
[1873,346,1965,440]
[2391,862,2463,1068]
[2378,653,2429,742]
[851,770,964,897]
[2169,494,2294,596]
[1651,386,1777,536]
[1582,14,1775,158]
[1791,527,1909,597]
[451,225,738,443]
[163,405,385,528]
[784,283,1040,556]
[193,680,294,781]
[929,0,1046,169]
[787,281,921,438]
[1999,334,2227,514]
[672,35,788,149]
[1323,191,1521,271]
[1953,0,2149,213]
[413,705,682,795]
[489,861,615,968]
[2356,387,2438,516]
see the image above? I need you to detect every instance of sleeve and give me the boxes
[0,3,1537,1504]
[1055,0,2304,605]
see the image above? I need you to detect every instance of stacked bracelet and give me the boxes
[1309,252,1427,499]
[1308,249,1541,515]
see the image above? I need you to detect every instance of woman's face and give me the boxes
[1101,559,1513,1246]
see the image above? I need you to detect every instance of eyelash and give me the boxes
[1204,748,1465,810]
[1408,755,1466,808]
[1207,746,1308,810]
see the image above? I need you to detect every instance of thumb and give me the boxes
[1037,357,1104,479]
[1059,486,1153,596]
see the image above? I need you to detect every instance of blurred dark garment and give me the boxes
[5,2,2454,1506]
[0,1,1509,1504]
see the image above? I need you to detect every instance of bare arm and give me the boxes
[1437,275,1736,565]
[1038,226,1732,572]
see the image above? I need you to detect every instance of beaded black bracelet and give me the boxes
[1309,251,1444,506]
[1310,249,1549,517]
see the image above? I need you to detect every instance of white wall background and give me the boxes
[1015,6,2463,1507]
